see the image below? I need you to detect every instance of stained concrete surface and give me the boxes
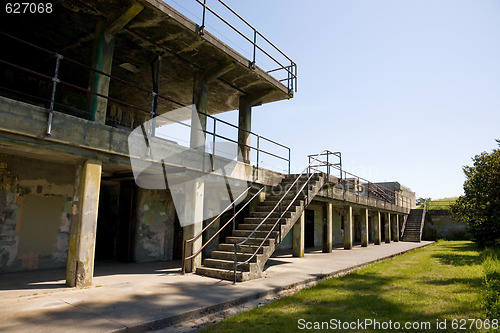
[0,241,433,332]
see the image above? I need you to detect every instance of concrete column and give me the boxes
[292,211,305,257]
[361,208,369,247]
[238,96,252,163]
[183,179,204,272]
[66,160,102,287]
[333,208,342,246]
[393,214,400,242]
[183,77,208,273]
[88,20,115,124]
[323,203,333,253]
[344,206,353,250]
[373,211,381,245]
[385,212,391,243]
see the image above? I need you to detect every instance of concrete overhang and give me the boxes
[0,0,293,118]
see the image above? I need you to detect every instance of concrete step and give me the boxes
[218,243,268,254]
[250,211,292,218]
[238,223,276,231]
[211,250,259,262]
[195,266,249,282]
[232,230,278,239]
[243,217,283,224]
[203,258,254,272]
[225,236,275,246]
[255,201,302,212]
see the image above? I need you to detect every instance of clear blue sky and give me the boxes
[168,0,500,199]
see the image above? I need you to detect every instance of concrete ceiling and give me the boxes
[0,0,293,118]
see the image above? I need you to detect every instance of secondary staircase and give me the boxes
[401,207,427,242]
[195,172,325,282]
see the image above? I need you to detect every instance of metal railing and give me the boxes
[419,201,427,242]
[231,150,336,283]
[181,185,265,274]
[308,150,395,204]
[0,31,291,174]
[187,0,297,94]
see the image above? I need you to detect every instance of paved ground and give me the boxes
[0,241,433,332]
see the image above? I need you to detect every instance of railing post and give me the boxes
[46,53,63,136]
[233,244,237,284]
[326,151,330,175]
[200,0,207,34]
[279,201,282,242]
[256,136,260,171]
[288,148,291,175]
[252,29,257,67]
[181,240,187,275]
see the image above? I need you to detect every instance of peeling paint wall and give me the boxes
[423,210,470,240]
[0,154,75,272]
[133,188,176,262]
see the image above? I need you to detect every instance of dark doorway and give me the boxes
[96,180,136,262]
[172,213,183,260]
[305,209,315,248]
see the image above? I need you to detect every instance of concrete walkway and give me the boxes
[0,241,433,332]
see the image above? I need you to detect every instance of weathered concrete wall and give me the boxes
[0,154,75,272]
[423,210,470,240]
[133,188,177,262]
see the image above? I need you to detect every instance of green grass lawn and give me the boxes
[203,241,495,332]
[420,197,458,210]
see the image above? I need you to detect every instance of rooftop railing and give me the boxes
[167,0,297,95]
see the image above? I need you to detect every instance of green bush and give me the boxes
[482,248,500,319]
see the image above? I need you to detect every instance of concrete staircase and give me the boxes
[401,209,426,242]
[196,173,325,282]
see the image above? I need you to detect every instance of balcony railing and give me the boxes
[0,31,291,174]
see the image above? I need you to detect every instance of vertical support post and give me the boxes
[183,179,204,273]
[88,19,115,124]
[385,212,391,243]
[344,205,353,250]
[323,202,333,253]
[238,96,252,163]
[373,211,381,245]
[361,208,369,247]
[46,53,63,136]
[292,211,305,257]
[66,160,102,287]
[394,214,400,242]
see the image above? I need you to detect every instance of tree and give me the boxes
[450,141,500,247]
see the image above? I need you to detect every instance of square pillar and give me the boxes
[183,179,204,272]
[393,214,400,242]
[361,208,369,247]
[385,212,391,243]
[373,211,381,245]
[66,160,102,287]
[323,203,333,253]
[292,211,305,257]
[88,20,115,124]
[344,206,353,250]
[238,96,252,163]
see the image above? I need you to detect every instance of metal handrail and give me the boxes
[419,201,427,242]
[190,0,297,92]
[232,150,332,283]
[181,185,265,274]
[400,214,408,239]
